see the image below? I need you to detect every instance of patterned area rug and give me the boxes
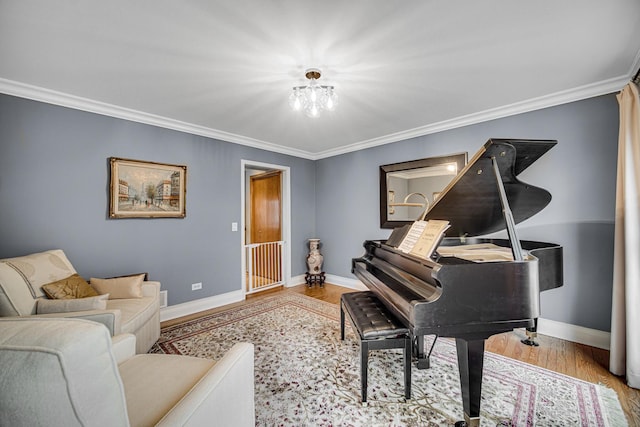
[150,292,627,426]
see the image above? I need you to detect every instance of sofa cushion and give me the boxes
[91,274,145,299]
[108,296,158,334]
[0,249,77,316]
[41,274,99,299]
[36,294,109,314]
[119,354,215,427]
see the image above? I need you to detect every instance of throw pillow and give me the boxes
[41,274,99,299]
[90,273,145,299]
[106,272,148,281]
[36,294,109,314]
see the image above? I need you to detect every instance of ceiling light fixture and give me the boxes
[289,68,337,118]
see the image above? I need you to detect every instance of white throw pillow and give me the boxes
[90,274,145,299]
[36,294,109,314]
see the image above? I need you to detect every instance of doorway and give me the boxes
[250,170,281,246]
[241,161,291,295]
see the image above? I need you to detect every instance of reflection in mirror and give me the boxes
[380,153,467,229]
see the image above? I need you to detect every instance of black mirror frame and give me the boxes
[380,152,467,229]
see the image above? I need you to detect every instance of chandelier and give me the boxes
[289,68,338,118]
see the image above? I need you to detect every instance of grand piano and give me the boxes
[352,138,563,427]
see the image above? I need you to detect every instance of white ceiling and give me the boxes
[1,1,639,159]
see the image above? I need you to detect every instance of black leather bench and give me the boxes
[340,291,411,403]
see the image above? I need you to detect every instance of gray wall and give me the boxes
[316,94,619,332]
[0,92,621,332]
[0,94,316,306]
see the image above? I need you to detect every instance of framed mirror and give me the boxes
[380,152,467,229]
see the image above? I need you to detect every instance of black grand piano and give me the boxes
[352,139,563,426]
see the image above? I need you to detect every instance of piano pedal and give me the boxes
[416,357,431,370]
[414,335,437,369]
[521,328,540,346]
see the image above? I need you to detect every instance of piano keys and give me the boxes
[352,138,563,427]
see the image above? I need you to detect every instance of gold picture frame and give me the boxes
[109,157,186,218]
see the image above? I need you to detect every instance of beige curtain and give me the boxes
[610,82,640,388]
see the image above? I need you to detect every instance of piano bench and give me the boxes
[340,291,411,403]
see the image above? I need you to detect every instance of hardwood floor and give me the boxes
[163,282,640,425]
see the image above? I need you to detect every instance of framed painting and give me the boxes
[109,157,186,218]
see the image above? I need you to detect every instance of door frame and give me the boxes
[240,159,291,297]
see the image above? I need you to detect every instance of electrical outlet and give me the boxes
[191,282,202,291]
[159,290,168,308]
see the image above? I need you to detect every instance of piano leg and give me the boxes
[521,318,540,346]
[454,338,484,427]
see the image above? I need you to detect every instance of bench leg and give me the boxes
[361,340,369,403]
[404,335,412,400]
[340,303,345,340]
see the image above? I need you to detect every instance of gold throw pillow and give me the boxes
[41,274,99,299]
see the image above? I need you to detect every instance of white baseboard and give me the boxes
[161,276,612,350]
[160,289,244,322]
[324,274,368,290]
[288,274,306,286]
[288,274,367,290]
[537,318,610,350]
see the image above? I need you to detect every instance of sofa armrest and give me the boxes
[142,281,161,298]
[32,309,122,336]
[156,343,255,427]
[111,333,136,364]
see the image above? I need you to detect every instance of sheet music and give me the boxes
[409,220,450,259]
[397,221,427,253]
[437,243,528,262]
[396,220,450,260]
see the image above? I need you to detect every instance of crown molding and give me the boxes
[0,78,316,160]
[315,74,630,159]
[0,75,630,161]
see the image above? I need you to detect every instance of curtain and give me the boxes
[610,82,640,388]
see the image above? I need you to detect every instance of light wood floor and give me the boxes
[164,283,640,425]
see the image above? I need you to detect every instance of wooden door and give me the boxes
[249,171,282,283]
[250,170,282,243]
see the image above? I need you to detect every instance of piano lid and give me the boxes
[423,138,557,238]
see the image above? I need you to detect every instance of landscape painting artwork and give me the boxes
[109,157,186,218]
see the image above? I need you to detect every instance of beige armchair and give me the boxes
[0,249,160,353]
[0,318,255,427]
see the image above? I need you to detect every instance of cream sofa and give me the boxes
[0,318,255,427]
[0,249,160,353]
